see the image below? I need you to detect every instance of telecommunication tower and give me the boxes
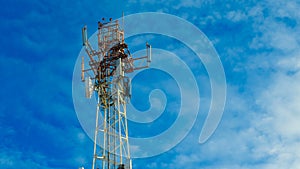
[81,18,151,169]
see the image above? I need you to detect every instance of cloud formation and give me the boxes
[1,0,300,168]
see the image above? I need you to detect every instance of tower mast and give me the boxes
[81,17,151,169]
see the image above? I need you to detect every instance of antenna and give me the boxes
[84,77,93,98]
[81,26,87,46]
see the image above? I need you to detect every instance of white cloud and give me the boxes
[77,131,87,143]
[246,0,300,168]
[253,19,298,51]
[226,10,248,22]
[174,0,215,9]
[256,71,300,138]
[0,149,52,169]
[146,162,158,168]
[124,1,300,169]
[249,0,300,52]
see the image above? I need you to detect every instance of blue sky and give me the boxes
[1,0,300,169]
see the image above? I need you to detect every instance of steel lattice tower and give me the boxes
[81,18,151,169]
